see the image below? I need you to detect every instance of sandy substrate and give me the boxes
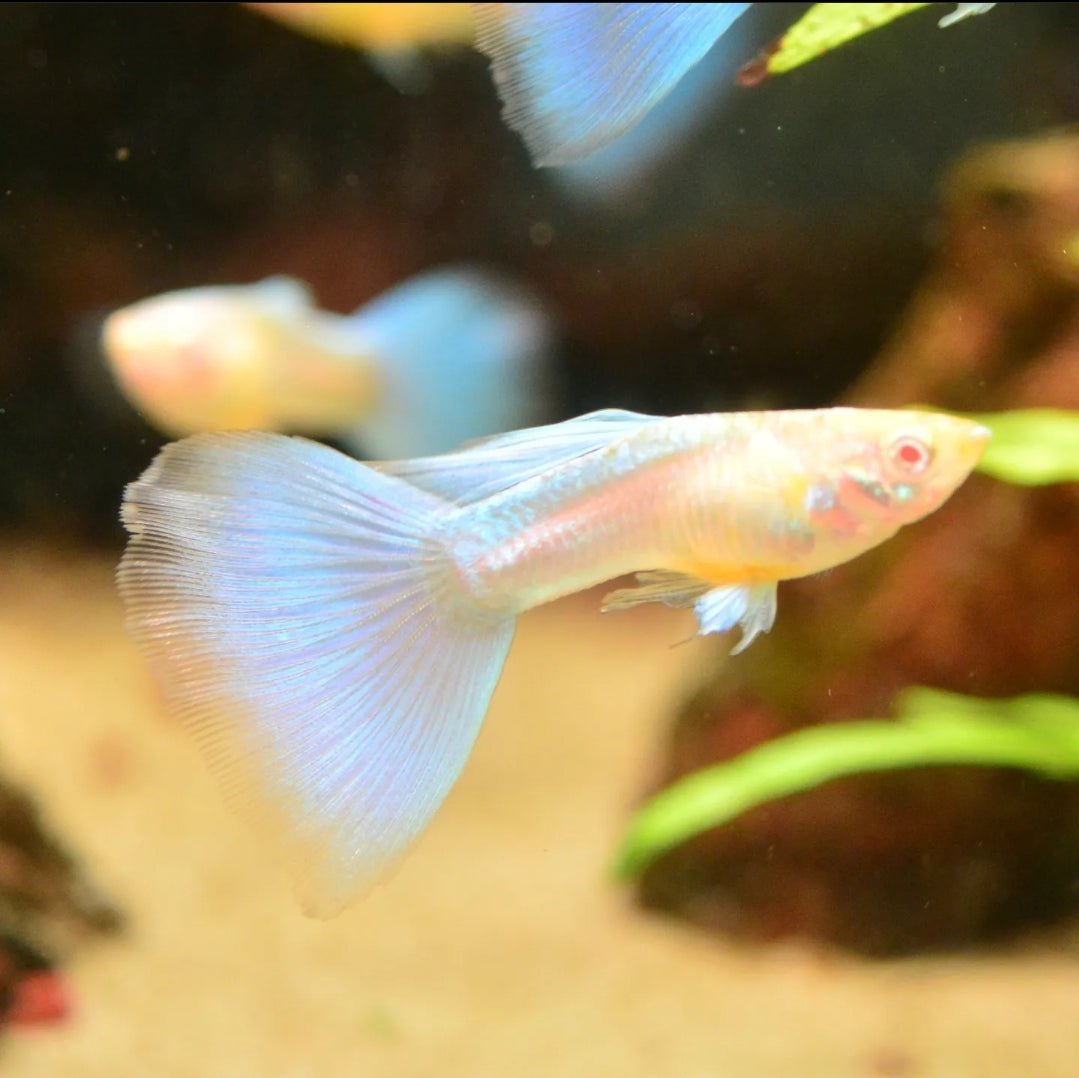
[0,542,1075,1077]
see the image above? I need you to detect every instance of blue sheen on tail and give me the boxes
[118,432,516,916]
[344,267,549,460]
[551,8,759,199]
[474,3,752,167]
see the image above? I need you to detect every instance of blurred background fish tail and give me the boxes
[343,267,551,460]
[473,2,752,166]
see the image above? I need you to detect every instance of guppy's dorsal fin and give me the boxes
[375,408,661,505]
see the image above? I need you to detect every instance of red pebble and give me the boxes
[4,972,73,1026]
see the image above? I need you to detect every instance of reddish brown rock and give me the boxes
[636,133,1079,954]
[0,774,122,1030]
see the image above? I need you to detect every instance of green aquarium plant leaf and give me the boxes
[737,3,992,86]
[614,689,1079,878]
[972,409,1079,486]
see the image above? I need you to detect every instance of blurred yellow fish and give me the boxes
[245,2,475,89]
[118,406,988,915]
[245,3,473,50]
[102,269,549,459]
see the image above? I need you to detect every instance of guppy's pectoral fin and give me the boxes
[600,570,712,612]
[693,582,777,655]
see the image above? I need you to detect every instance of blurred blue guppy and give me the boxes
[473,3,996,167]
[118,406,987,916]
[101,268,549,459]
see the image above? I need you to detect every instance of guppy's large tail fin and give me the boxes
[473,3,750,167]
[343,266,549,460]
[118,432,514,917]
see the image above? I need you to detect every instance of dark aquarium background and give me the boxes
[0,5,1077,1075]
[1,2,1077,537]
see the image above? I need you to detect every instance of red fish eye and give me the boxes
[889,436,931,474]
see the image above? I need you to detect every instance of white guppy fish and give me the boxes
[101,268,549,459]
[117,406,988,915]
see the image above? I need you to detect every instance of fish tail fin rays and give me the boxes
[343,267,550,460]
[548,14,755,201]
[118,432,515,917]
[473,3,751,167]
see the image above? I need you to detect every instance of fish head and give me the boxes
[801,408,990,556]
[101,278,312,435]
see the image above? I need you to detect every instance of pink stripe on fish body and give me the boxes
[446,412,809,613]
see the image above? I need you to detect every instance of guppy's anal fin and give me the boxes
[602,572,777,655]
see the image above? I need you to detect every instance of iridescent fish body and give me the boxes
[118,407,988,915]
[101,269,549,459]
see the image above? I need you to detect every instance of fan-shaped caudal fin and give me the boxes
[118,432,515,916]
[473,3,750,166]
